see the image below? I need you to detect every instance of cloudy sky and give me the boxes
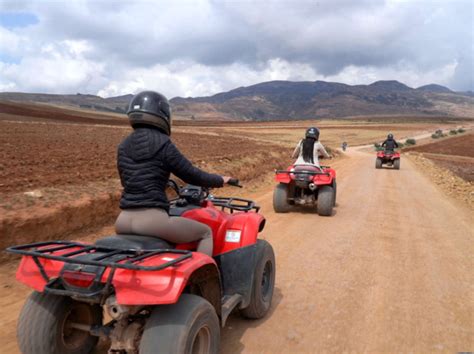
[0,0,472,98]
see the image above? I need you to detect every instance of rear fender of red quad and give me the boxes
[275,172,291,184]
[16,249,220,307]
[274,165,294,184]
[313,168,336,186]
[16,255,66,292]
[110,252,219,306]
[16,245,91,291]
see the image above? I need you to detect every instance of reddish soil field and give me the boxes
[429,157,474,182]
[0,121,287,195]
[406,132,474,158]
[405,132,474,182]
[0,119,289,261]
[0,100,127,125]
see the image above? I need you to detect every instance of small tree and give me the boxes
[405,138,416,145]
[431,133,440,139]
[449,129,458,135]
[457,128,465,133]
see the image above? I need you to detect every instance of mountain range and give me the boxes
[1,80,473,120]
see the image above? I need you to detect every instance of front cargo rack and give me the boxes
[6,240,192,272]
[208,196,260,213]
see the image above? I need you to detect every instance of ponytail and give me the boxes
[302,137,315,163]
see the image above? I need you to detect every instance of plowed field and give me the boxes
[405,132,474,181]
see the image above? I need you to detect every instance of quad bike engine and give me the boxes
[105,295,145,354]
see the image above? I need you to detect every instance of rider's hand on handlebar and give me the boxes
[223,176,243,188]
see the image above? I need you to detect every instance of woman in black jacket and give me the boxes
[115,91,232,256]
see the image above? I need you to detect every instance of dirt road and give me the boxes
[220,148,473,353]
[1,148,472,353]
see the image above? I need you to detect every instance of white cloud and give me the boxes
[0,0,472,96]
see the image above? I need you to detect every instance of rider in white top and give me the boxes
[292,127,330,168]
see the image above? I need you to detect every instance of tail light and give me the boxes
[62,270,96,288]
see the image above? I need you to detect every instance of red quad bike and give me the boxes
[273,165,337,216]
[375,150,400,169]
[6,179,275,354]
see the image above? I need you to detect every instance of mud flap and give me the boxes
[214,243,258,309]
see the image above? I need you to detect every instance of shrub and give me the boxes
[397,142,405,148]
[374,142,381,148]
[449,129,458,135]
[458,128,465,133]
[432,129,448,139]
[405,138,416,145]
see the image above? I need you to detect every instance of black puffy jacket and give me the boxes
[382,138,399,150]
[117,127,223,211]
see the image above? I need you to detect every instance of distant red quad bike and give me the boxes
[375,150,401,170]
[273,165,337,216]
[6,179,275,354]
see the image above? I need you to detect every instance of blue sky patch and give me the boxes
[0,52,21,64]
[0,12,39,29]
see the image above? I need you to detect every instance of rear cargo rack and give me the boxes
[6,241,192,272]
[275,169,330,176]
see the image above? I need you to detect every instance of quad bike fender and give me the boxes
[15,252,220,307]
[111,253,218,306]
[275,172,291,184]
[214,242,260,309]
[377,151,400,159]
[16,255,66,292]
[214,212,265,255]
[313,168,336,186]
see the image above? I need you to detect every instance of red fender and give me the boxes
[16,245,85,292]
[180,202,265,256]
[15,251,218,306]
[214,212,265,255]
[110,252,217,305]
[313,168,336,186]
[275,172,291,184]
[16,255,65,292]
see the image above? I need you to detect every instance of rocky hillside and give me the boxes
[171,80,474,120]
[1,80,473,120]
[0,92,132,114]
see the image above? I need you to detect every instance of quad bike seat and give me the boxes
[293,165,322,172]
[95,234,174,250]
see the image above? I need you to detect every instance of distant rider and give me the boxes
[292,127,330,167]
[381,133,399,151]
[341,141,348,151]
[115,91,233,256]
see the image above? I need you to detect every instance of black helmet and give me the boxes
[387,133,394,139]
[127,91,172,135]
[306,127,320,140]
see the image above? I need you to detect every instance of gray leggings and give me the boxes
[115,208,213,256]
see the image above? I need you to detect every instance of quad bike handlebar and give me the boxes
[168,179,259,213]
[227,178,242,188]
